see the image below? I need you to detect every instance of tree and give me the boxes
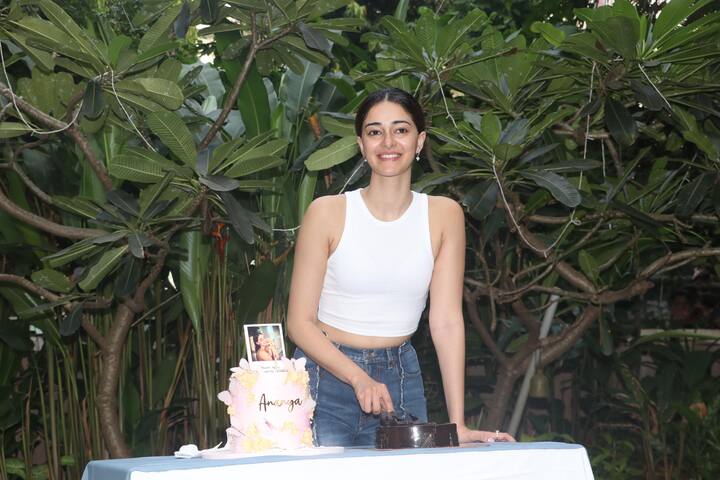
[0,0,359,458]
[344,0,719,429]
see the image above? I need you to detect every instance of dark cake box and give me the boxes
[375,422,459,449]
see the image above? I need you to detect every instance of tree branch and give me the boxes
[639,247,720,279]
[0,273,108,349]
[3,158,53,205]
[0,184,104,239]
[514,221,597,293]
[528,212,720,225]
[0,81,113,191]
[199,14,259,150]
[463,288,509,368]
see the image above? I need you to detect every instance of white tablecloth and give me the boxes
[82,442,595,480]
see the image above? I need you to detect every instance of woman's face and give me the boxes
[357,101,426,178]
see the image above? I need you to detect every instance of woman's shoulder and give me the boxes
[427,194,464,224]
[306,194,345,217]
[301,194,346,237]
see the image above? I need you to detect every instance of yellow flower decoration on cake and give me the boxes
[301,429,313,446]
[282,420,299,435]
[233,371,258,389]
[227,406,235,416]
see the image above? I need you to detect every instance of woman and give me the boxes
[255,333,280,361]
[287,88,514,447]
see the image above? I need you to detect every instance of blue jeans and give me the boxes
[294,342,427,447]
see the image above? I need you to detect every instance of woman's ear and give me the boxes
[417,131,427,154]
[356,136,364,158]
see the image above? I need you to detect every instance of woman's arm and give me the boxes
[286,196,394,414]
[428,198,514,443]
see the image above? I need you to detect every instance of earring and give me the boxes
[363,157,367,163]
[415,153,420,162]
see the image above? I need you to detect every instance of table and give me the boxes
[82,442,595,480]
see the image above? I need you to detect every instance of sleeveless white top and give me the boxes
[317,189,434,337]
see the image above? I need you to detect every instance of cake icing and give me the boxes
[217,357,315,453]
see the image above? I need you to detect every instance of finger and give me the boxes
[372,389,383,415]
[360,392,372,413]
[380,391,394,413]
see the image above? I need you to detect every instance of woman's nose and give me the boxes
[382,130,395,147]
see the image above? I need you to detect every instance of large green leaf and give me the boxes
[59,303,83,337]
[30,269,72,293]
[107,89,164,113]
[124,78,184,110]
[80,79,105,119]
[43,240,103,268]
[11,17,94,67]
[109,155,165,183]
[578,250,599,284]
[225,156,285,178]
[298,22,333,58]
[675,173,714,217]
[53,196,102,219]
[653,0,715,46]
[114,256,142,298]
[280,60,323,119]
[605,98,637,146]
[3,30,55,72]
[305,136,358,171]
[139,172,174,216]
[178,230,209,332]
[297,172,318,222]
[0,123,31,139]
[220,192,255,244]
[237,62,271,137]
[146,111,197,167]
[222,139,288,175]
[78,245,128,292]
[29,0,108,64]
[462,180,499,220]
[521,171,581,208]
[138,4,182,52]
[481,113,502,145]
[530,21,566,47]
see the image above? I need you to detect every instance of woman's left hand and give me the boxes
[457,425,516,444]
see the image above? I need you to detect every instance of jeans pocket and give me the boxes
[400,347,422,377]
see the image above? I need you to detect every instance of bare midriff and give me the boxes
[317,320,412,349]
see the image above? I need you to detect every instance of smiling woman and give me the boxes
[286,87,515,447]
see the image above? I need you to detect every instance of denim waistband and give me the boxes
[331,341,413,365]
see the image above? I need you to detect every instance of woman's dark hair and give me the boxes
[354,87,425,136]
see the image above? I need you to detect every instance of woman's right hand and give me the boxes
[350,372,394,415]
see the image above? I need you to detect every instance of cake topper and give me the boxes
[244,323,286,371]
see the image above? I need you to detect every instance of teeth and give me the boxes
[380,154,400,159]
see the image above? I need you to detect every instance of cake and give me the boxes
[217,357,316,453]
[375,414,458,449]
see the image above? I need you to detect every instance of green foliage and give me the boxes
[0,0,719,476]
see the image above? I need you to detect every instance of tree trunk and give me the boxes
[481,366,519,430]
[96,303,135,458]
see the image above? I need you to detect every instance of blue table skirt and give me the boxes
[82,442,587,480]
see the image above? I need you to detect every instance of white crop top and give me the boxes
[317,189,434,337]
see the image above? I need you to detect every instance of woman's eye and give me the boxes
[367,130,381,136]
[395,127,408,134]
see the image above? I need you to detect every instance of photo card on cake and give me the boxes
[244,323,286,371]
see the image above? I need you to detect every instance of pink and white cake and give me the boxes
[217,357,315,453]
